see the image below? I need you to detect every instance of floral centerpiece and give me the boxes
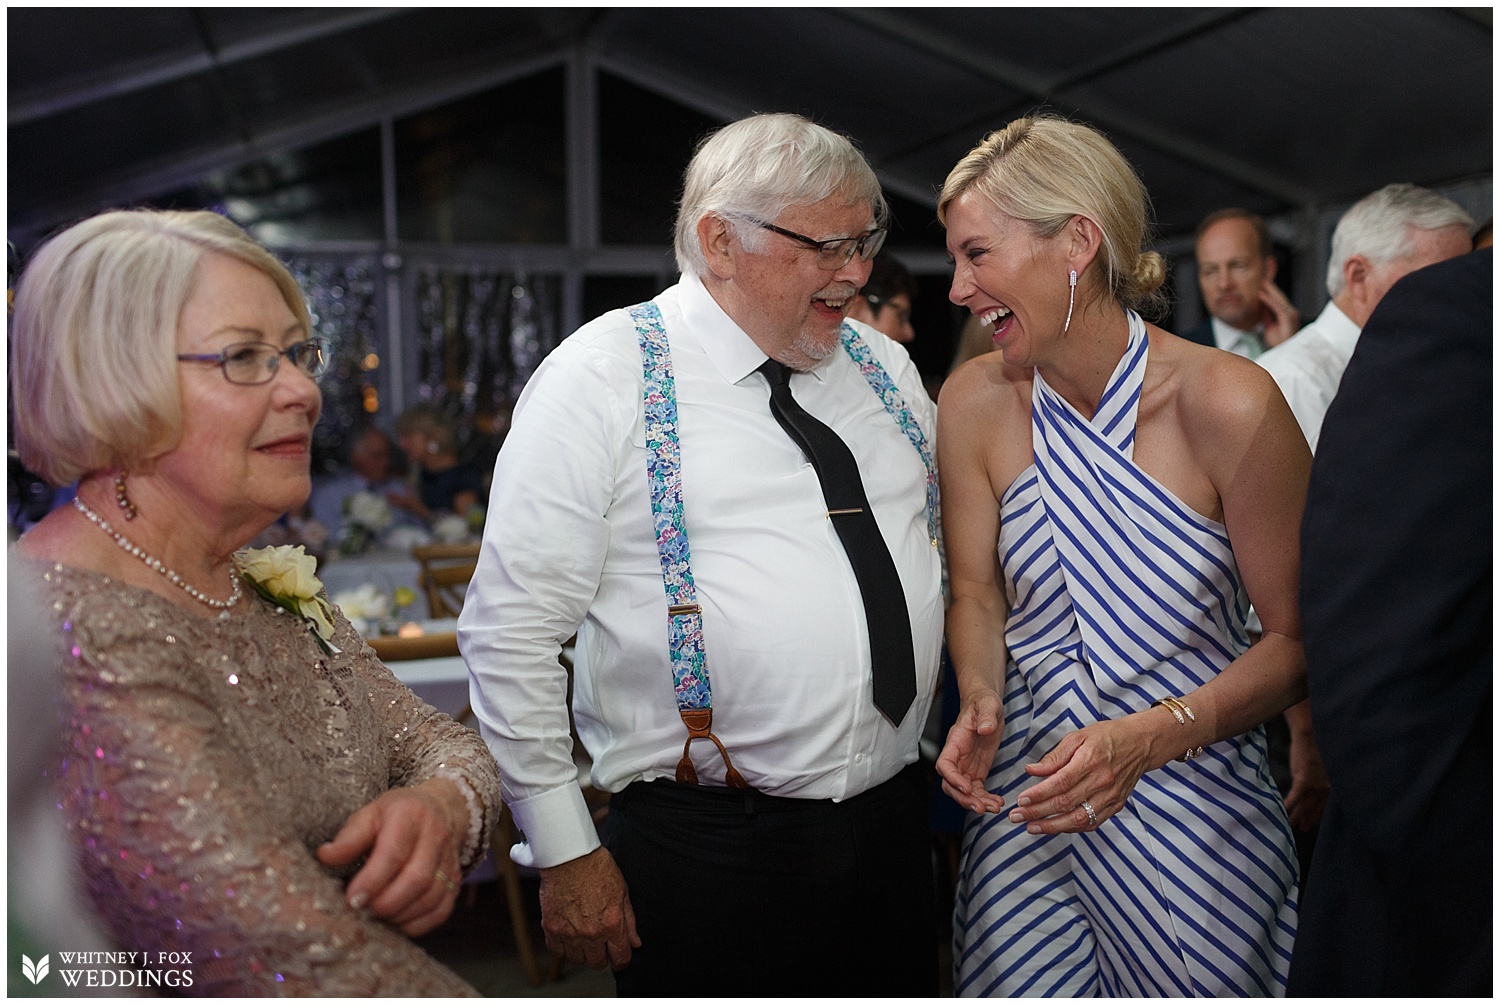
[330,582,419,637]
[337,490,394,556]
[431,512,471,545]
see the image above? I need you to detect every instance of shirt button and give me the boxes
[854,753,864,764]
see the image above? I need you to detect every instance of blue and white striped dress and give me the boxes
[954,312,1297,997]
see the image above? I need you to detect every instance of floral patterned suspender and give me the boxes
[838,324,940,548]
[629,301,743,787]
[627,301,937,786]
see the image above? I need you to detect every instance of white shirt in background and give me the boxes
[1257,301,1361,452]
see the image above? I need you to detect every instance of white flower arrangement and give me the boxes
[337,490,395,556]
[331,582,392,623]
[330,583,419,637]
[384,525,433,552]
[346,491,393,532]
[237,545,338,653]
[431,513,471,544]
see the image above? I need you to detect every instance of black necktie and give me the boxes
[759,359,917,726]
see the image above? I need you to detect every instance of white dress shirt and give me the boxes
[1256,301,1361,452]
[459,273,943,868]
[1210,317,1268,359]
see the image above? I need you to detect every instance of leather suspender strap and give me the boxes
[629,301,746,788]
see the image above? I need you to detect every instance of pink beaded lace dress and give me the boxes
[37,560,500,996]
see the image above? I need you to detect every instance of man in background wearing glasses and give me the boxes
[847,250,918,346]
[461,113,942,995]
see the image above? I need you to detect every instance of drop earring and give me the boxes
[114,470,138,521]
[1063,268,1078,333]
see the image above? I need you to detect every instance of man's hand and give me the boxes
[538,847,640,970]
[1284,718,1331,831]
[1260,280,1301,347]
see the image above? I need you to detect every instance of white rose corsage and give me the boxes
[237,545,340,655]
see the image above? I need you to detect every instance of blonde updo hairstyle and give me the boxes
[938,116,1167,318]
[11,209,311,486]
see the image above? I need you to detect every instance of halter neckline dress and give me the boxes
[953,311,1297,997]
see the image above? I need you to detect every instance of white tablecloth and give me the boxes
[391,656,470,719]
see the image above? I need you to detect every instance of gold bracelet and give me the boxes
[1152,698,1203,762]
[1160,696,1197,723]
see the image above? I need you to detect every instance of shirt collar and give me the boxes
[679,272,773,385]
[1209,316,1262,351]
[677,272,836,385]
[1314,300,1361,347]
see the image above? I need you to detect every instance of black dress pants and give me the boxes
[608,762,936,997]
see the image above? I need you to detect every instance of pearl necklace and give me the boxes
[72,496,242,617]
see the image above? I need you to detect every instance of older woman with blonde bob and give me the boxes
[12,210,500,995]
[934,117,1308,996]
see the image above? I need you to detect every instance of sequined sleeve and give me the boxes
[50,571,491,996]
[330,610,501,872]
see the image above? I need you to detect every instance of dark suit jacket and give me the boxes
[1179,318,1215,347]
[1288,249,1491,995]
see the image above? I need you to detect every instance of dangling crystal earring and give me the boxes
[114,470,137,521]
[1063,268,1078,333]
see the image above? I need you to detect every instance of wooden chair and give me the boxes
[411,542,482,619]
[451,705,554,988]
[366,631,460,662]
[411,542,483,564]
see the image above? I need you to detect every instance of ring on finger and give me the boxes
[435,868,457,892]
[1080,800,1098,828]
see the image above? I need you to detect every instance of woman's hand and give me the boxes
[317,778,469,936]
[935,688,1007,815]
[1008,716,1157,834]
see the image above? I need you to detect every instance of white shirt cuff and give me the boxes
[506,784,602,868]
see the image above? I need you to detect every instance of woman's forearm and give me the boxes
[944,587,1009,702]
[1137,631,1307,770]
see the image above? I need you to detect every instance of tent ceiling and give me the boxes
[9,8,1492,245]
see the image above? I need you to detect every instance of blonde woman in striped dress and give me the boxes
[934,117,1309,997]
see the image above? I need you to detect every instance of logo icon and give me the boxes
[22,954,49,984]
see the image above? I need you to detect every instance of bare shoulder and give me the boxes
[1151,325,1285,446]
[938,352,1035,497]
[939,351,1030,427]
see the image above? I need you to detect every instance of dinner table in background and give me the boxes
[318,548,424,600]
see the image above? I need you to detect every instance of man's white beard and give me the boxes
[792,328,840,366]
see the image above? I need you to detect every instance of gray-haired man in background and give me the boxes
[1253,181,1473,888]
[1259,183,1473,452]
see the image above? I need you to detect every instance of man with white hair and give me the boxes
[1259,183,1474,452]
[1253,182,1473,887]
[460,113,941,994]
